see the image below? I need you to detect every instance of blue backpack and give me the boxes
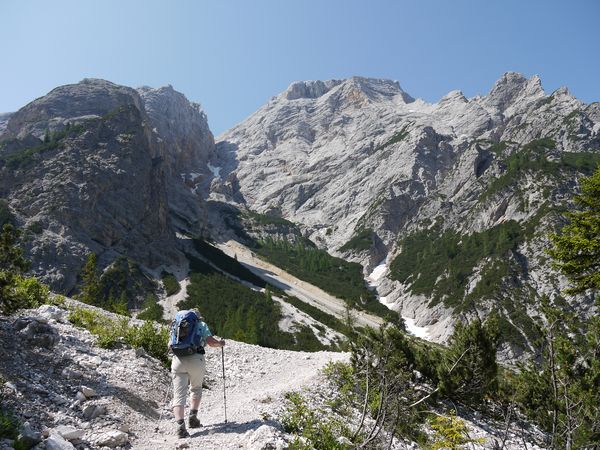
[169,310,202,357]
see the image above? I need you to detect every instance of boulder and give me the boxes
[14,318,59,349]
[53,425,85,441]
[93,430,129,448]
[82,404,107,420]
[45,433,76,450]
[244,424,286,450]
[37,305,67,322]
[80,386,97,398]
[18,421,42,447]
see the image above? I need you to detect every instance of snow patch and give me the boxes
[402,316,430,339]
[207,163,222,178]
[367,262,387,285]
[365,262,397,311]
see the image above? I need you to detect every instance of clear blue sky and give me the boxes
[1,0,598,136]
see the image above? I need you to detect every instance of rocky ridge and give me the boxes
[208,73,600,354]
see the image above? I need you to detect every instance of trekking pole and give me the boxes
[155,379,172,432]
[221,345,228,423]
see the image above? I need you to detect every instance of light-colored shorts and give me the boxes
[171,353,206,407]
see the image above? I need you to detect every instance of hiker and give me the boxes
[168,308,225,438]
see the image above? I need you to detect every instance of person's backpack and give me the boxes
[169,310,203,357]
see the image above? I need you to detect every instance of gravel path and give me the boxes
[138,341,347,449]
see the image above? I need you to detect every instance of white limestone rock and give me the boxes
[45,432,76,450]
[92,430,129,447]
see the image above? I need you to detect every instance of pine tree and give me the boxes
[517,297,599,449]
[0,224,32,314]
[518,166,600,449]
[437,317,499,404]
[548,167,600,294]
[0,224,29,274]
[79,253,101,305]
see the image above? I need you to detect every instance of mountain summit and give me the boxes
[207,73,599,357]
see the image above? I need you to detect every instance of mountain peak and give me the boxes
[283,77,414,103]
[343,77,414,102]
[485,72,545,111]
[284,80,342,100]
[439,90,468,104]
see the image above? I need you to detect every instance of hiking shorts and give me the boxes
[171,353,206,407]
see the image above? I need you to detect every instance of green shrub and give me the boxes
[244,211,296,228]
[0,123,87,170]
[429,411,485,449]
[161,272,180,296]
[68,306,170,366]
[331,324,430,444]
[487,141,507,156]
[281,392,352,450]
[101,106,125,121]
[124,320,169,364]
[11,275,50,309]
[137,294,164,322]
[27,221,43,234]
[287,323,327,352]
[68,307,125,348]
[437,319,499,404]
[193,238,266,287]
[0,410,19,440]
[481,138,600,202]
[106,292,129,316]
[280,293,350,337]
[375,126,410,152]
[0,224,47,315]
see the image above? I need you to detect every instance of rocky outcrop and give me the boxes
[0,79,214,293]
[138,85,215,235]
[208,72,600,352]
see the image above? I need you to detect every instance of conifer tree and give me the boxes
[517,168,600,448]
[437,317,499,403]
[517,297,599,449]
[549,167,600,294]
[79,253,101,305]
[0,224,31,314]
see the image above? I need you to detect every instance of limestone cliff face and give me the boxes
[138,85,215,234]
[208,73,600,355]
[0,79,214,292]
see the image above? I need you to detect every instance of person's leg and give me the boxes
[187,354,207,428]
[173,405,185,421]
[171,360,190,438]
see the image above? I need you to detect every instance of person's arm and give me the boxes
[206,335,225,347]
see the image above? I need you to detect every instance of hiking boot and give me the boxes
[177,422,189,438]
[188,415,201,428]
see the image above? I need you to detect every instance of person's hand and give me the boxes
[220,339,226,347]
